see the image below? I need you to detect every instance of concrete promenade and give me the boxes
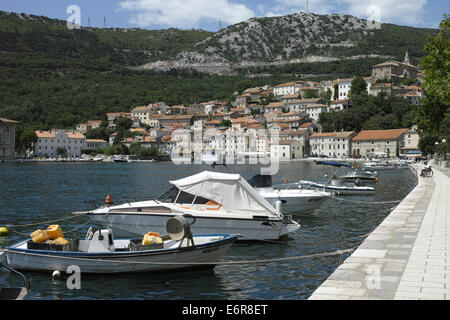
[309,164,450,300]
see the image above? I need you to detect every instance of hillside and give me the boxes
[0,10,437,133]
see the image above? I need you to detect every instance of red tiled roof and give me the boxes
[352,129,409,141]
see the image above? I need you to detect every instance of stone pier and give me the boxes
[309,164,450,300]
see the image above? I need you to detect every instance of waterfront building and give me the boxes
[34,129,86,158]
[85,139,108,151]
[287,98,324,112]
[351,128,409,158]
[309,131,356,158]
[399,126,422,158]
[0,117,18,160]
[270,140,303,161]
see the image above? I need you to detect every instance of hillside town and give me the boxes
[1,53,424,162]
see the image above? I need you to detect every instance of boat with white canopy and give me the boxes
[78,171,300,240]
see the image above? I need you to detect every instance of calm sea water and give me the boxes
[0,160,417,300]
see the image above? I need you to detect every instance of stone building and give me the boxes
[351,128,409,158]
[0,117,18,160]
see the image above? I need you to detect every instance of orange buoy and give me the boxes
[104,194,113,205]
[375,178,379,183]
[284,179,288,183]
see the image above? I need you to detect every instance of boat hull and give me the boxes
[262,193,328,214]
[5,235,237,274]
[299,181,375,195]
[88,212,298,241]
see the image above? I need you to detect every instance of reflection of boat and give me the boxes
[113,155,128,163]
[299,178,375,195]
[4,219,238,273]
[81,171,300,240]
[0,263,31,300]
[248,174,330,214]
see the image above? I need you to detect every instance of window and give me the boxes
[5,126,9,133]
[0,125,2,133]
[0,137,2,144]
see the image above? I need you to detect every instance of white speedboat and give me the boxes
[92,156,104,162]
[338,169,378,183]
[299,179,375,195]
[113,155,128,163]
[362,161,394,170]
[4,218,238,273]
[247,174,330,214]
[79,171,300,240]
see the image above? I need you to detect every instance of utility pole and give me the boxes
[104,15,107,28]
[306,0,309,13]
[219,18,222,30]
[88,15,91,28]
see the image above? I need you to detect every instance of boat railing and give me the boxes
[84,197,161,208]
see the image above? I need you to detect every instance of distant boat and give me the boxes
[363,161,394,170]
[113,155,128,163]
[92,156,104,162]
[248,174,330,214]
[299,179,375,195]
[315,160,351,168]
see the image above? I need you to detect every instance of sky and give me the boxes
[0,0,448,31]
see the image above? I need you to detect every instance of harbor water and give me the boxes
[0,160,417,300]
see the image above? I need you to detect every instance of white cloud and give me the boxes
[268,0,428,26]
[117,0,255,29]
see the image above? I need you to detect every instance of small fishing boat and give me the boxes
[3,217,238,274]
[299,178,375,195]
[248,174,330,214]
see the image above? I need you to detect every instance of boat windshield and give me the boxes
[157,186,179,202]
[247,174,273,188]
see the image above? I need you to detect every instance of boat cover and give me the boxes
[170,171,279,215]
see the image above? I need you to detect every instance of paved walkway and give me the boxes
[309,164,450,300]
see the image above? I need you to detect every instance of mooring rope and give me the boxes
[4,214,82,229]
[0,246,356,266]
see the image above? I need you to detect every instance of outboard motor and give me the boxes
[88,229,115,252]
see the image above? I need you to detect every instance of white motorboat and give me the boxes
[113,155,128,163]
[247,174,330,214]
[4,217,238,274]
[79,171,300,240]
[362,161,394,170]
[92,156,104,162]
[338,169,378,183]
[299,178,375,195]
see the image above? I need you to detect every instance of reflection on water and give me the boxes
[0,161,417,299]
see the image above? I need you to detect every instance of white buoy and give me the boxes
[52,270,61,279]
[275,200,282,214]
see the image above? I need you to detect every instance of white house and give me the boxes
[270,140,303,161]
[305,104,328,122]
[34,129,86,158]
[309,131,357,158]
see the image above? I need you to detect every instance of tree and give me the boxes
[349,76,367,98]
[416,14,450,156]
[56,147,67,156]
[303,89,318,99]
[19,127,38,155]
